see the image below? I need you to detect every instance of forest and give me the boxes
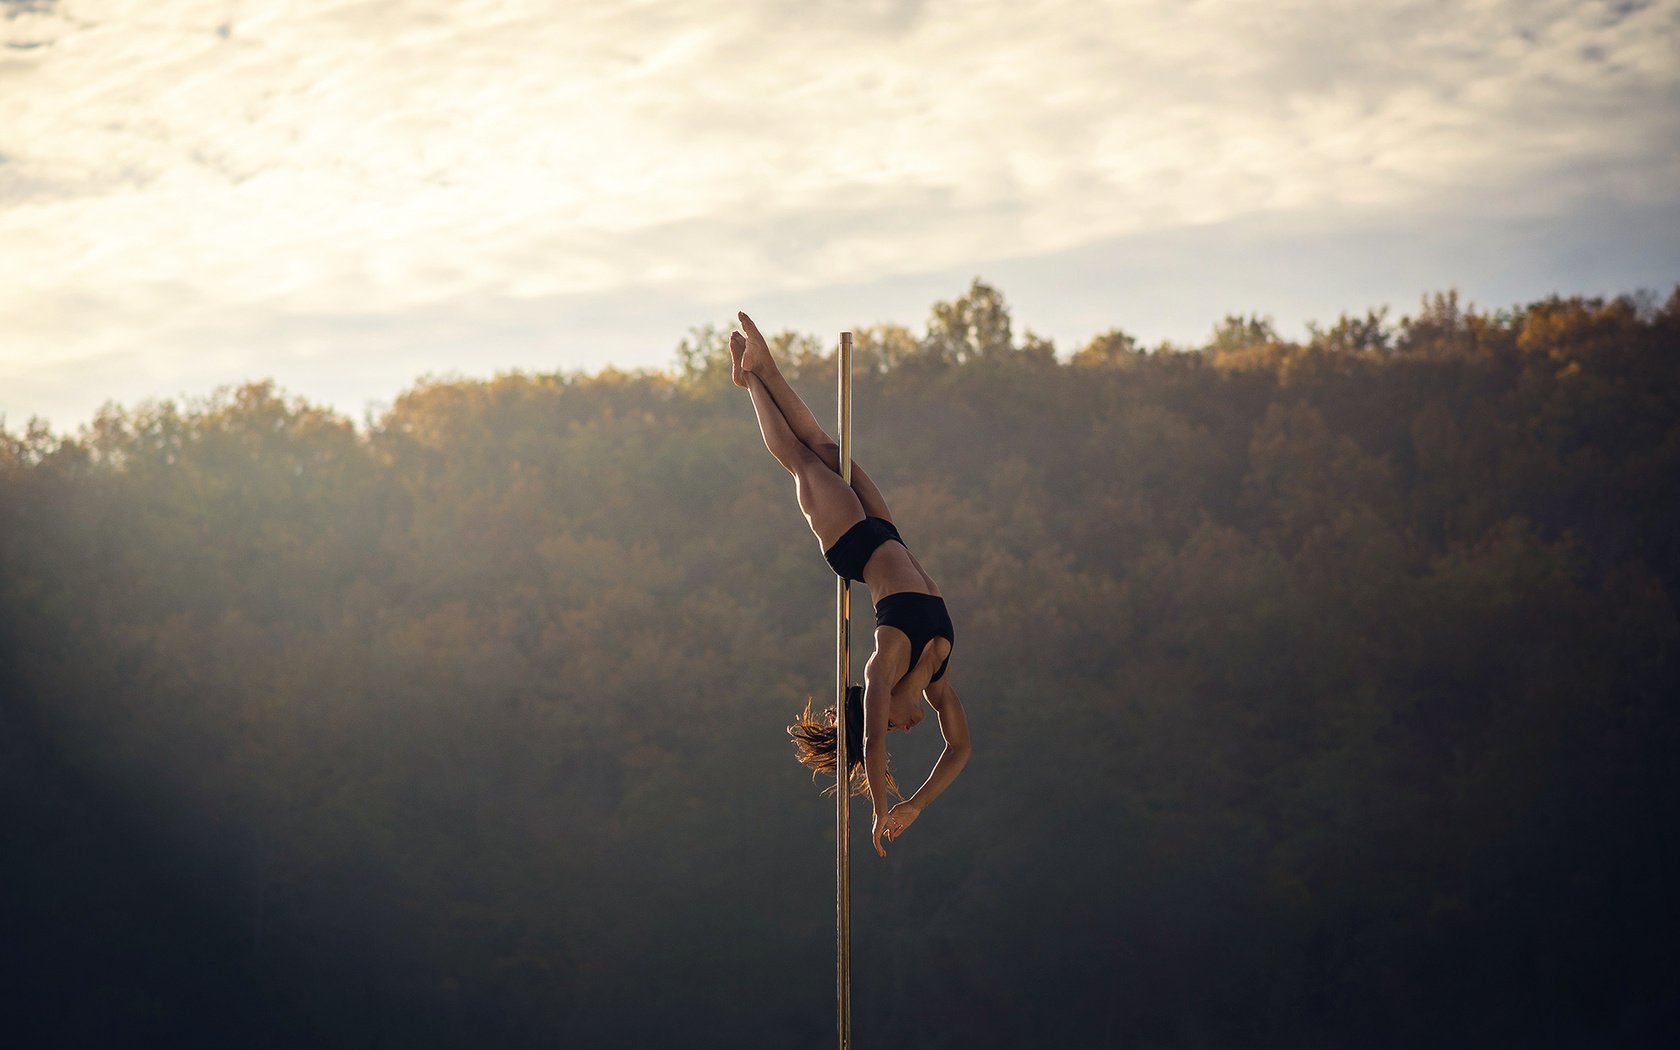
[3,280,1677,1048]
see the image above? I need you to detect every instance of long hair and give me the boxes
[786,687,898,799]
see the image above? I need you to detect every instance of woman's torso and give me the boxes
[860,533,939,600]
[862,535,952,694]
[821,515,951,690]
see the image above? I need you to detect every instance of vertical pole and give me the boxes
[835,331,854,1050]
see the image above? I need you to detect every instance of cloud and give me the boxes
[2,0,1676,425]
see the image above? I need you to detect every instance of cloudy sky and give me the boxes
[4,0,1677,429]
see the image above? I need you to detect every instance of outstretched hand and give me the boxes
[872,801,922,856]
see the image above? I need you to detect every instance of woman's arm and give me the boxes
[877,677,972,849]
[905,677,972,812]
[861,649,904,856]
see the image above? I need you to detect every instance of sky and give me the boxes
[3,0,1677,430]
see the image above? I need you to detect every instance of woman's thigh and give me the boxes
[795,459,867,548]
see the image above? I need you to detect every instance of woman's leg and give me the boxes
[733,314,837,450]
[745,373,866,547]
[734,313,895,520]
[744,370,814,476]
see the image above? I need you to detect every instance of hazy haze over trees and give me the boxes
[4,280,1678,1047]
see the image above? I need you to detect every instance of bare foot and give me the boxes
[737,311,776,377]
[729,331,747,387]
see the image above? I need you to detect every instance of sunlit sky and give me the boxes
[4,0,1677,429]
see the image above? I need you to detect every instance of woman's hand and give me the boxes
[873,801,921,855]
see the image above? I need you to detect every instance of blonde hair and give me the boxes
[785,695,898,799]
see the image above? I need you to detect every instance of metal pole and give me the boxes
[835,331,854,1050]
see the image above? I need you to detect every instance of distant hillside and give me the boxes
[3,281,1677,1048]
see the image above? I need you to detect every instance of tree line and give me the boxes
[3,280,1677,1047]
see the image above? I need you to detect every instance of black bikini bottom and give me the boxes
[824,516,903,582]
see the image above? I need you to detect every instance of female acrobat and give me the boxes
[731,312,971,857]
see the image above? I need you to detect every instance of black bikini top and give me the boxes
[874,591,954,684]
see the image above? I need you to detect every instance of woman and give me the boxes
[731,311,971,857]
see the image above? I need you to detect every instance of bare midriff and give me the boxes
[860,541,939,601]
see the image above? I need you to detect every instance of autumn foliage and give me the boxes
[3,281,1677,1047]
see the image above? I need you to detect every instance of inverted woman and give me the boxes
[731,312,972,857]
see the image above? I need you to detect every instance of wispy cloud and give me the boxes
[3,0,1676,425]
